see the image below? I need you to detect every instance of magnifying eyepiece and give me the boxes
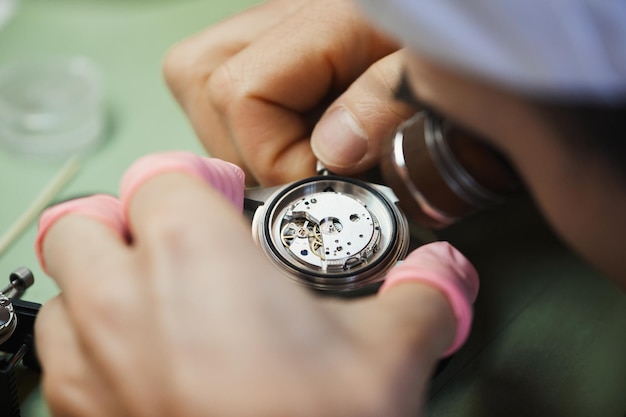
[381,112,522,228]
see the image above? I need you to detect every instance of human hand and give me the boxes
[164,0,417,186]
[34,152,478,417]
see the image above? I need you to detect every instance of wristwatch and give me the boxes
[243,168,417,294]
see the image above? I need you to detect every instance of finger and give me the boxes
[119,152,250,259]
[207,0,399,184]
[119,151,245,216]
[119,151,331,345]
[378,241,480,357]
[118,151,247,302]
[117,150,321,324]
[311,50,418,174]
[35,194,128,280]
[35,297,124,417]
[326,241,478,364]
[163,0,308,183]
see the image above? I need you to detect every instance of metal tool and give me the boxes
[0,267,41,417]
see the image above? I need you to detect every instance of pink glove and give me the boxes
[119,151,245,215]
[36,152,245,273]
[379,241,480,357]
[35,194,126,273]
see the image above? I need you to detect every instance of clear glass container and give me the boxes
[0,56,104,159]
[0,0,18,30]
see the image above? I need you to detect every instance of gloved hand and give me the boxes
[35,151,478,417]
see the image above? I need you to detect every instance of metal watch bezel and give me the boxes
[248,175,410,292]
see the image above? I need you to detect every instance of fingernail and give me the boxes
[312,106,368,168]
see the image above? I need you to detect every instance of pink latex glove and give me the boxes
[380,242,479,357]
[36,152,244,273]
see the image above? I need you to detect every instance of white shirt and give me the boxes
[356,0,626,102]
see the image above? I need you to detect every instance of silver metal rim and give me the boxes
[252,176,410,292]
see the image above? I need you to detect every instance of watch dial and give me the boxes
[252,176,409,292]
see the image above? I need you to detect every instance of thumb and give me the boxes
[376,241,480,358]
[310,50,417,175]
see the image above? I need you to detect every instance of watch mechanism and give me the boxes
[251,176,409,292]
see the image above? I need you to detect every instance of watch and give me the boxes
[243,169,416,294]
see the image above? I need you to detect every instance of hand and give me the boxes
[34,152,478,417]
[163,0,417,186]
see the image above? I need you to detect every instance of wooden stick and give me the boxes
[0,157,82,256]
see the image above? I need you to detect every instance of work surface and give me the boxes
[1,1,625,416]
